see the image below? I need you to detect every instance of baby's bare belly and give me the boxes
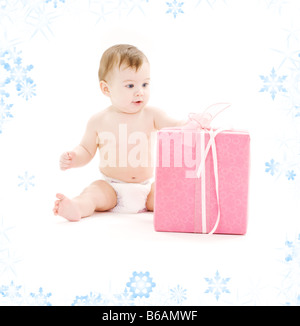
[100,166,154,183]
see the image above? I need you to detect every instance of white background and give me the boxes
[0,0,300,305]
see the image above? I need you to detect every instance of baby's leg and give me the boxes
[53,180,117,221]
[146,182,155,212]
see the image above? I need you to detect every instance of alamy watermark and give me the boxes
[98,124,205,178]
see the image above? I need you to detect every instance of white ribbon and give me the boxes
[190,103,231,234]
[196,127,226,234]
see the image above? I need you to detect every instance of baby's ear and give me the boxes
[100,80,110,97]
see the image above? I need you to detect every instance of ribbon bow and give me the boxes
[182,103,231,130]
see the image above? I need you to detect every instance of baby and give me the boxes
[53,44,185,221]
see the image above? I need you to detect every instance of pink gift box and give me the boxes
[154,128,250,235]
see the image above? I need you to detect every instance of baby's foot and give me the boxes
[53,193,81,221]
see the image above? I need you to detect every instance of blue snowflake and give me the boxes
[204,270,230,301]
[114,288,135,306]
[30,288,52,306]
[7,58,34,88]
[71,292,103,306]
[1,49,35,91]
[45,0,65,8]
[285,234,300,263]
[272,46,300,70]
[0,48,36,133]
[0,98,13,120]
[166,0,184,18]
[285,294,300,306]
[266,0,290,15]
[27,7,57,39]
[18,172,35,191]
[169,284,187,304]
[16,78,36,101]
[259,67,287,100]
[0,281,22,300]
[286,170,296,180]
[0,249,21,276]
[280,234,300,305]
[0,97,13,133]
[126,271,156,298]
[265,159,280,176]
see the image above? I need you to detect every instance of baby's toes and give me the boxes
[53,200,60,215]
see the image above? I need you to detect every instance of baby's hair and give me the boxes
[98,44,148,82]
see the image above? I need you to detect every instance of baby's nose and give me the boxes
[135,87,144,96]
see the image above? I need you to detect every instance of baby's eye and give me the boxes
[142,83,149,88]
[126,84,134,89]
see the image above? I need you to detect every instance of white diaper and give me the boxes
[103,176,152,214]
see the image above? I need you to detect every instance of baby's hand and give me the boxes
[59,151,76,171]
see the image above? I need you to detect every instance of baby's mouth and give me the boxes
[132,100,143,104]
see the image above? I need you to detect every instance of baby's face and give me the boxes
[107,61,150,114]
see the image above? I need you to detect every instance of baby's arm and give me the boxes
[59,116,98,171]
[152,107,187,130]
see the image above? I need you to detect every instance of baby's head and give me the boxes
[98,44,149,82]
[99,44,150,114]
